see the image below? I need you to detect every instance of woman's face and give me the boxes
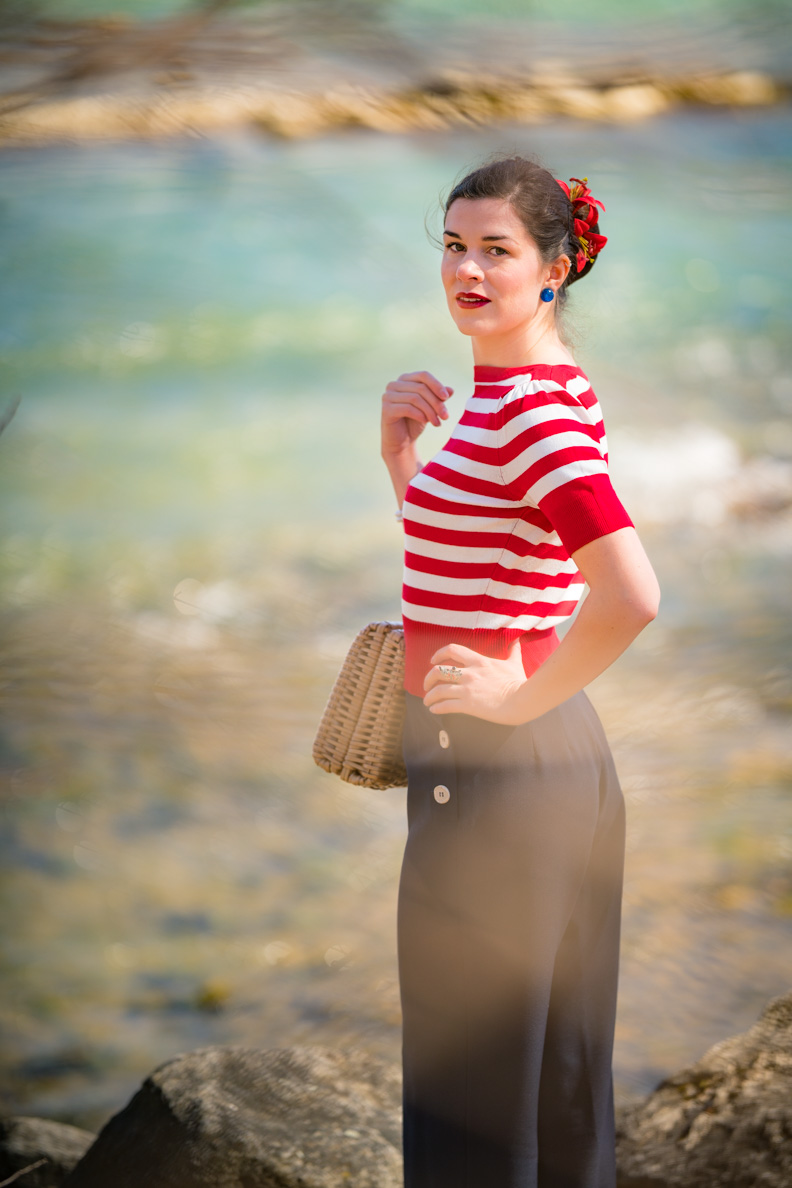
[441,197,560,340]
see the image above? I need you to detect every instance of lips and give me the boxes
[456,292,490,309]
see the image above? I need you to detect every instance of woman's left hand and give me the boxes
[423,641,528,724]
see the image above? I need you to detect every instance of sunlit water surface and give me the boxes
[1,109,792,1128]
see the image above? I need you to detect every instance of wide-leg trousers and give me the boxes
[398,690,625,1188]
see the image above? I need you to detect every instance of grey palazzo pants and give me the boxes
[398,690,625,1188]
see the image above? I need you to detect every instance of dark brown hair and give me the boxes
[443,155,601,306]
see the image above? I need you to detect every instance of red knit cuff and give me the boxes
[539,473,633,556]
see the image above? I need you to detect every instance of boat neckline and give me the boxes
[473,362,585,382]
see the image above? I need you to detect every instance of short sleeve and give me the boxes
[499,378,633,556]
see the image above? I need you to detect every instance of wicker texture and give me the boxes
[313,621,407,789]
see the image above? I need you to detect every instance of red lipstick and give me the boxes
[456,292,490,309]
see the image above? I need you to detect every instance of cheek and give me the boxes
[499,268,538,309]
[502,261,534,292]
[440,255,456,288]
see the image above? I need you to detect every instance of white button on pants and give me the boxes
[433,784,451,804]
[438,730,450,749]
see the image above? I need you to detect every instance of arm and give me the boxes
[424,525,660,724]
[381,371,453,505]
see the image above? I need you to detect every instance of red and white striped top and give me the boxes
[401,362,633,697]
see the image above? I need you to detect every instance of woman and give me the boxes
[380,157,660,1188]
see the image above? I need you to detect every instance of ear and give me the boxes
[545,253,571,290]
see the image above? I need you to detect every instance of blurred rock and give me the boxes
[674,70,781,106]
[63,1045,402,1188]
[2,69,775,145]
[604,83,671,120]
[0,1115,95,1188]
[0,8,787,143]
[616,991,792,1188]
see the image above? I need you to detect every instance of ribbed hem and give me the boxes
[403,619,559,698]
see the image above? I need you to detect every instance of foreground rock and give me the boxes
[11,992,792,1187]
[0,1115,95,1187]
[63,1045,402,1188]
[616,991,792,1188]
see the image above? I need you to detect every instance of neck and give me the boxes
[470,316,574,369]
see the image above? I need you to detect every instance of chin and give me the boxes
[453,321,480,338]
[448,310,498,337]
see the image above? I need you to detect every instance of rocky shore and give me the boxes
[0,2,789,144]
[2,991,791,1187]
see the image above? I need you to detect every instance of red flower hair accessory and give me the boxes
[556,176,607,273]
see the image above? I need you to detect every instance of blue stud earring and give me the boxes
[540,287,555,303]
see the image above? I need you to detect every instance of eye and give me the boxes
[487,245,508,256]
[445,241,465,253]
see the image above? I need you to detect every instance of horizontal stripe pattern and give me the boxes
[401,363,633,694]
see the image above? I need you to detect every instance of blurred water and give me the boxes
[1,109,792,1126]
[26,0,792,28]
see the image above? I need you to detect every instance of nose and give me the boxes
[457,255,483,282]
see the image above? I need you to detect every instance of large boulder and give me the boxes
[0,1115,95,1187]
[63,1045,402,1188]
[616,991,792,1188]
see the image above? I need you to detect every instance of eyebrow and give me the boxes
[443,230,515,242]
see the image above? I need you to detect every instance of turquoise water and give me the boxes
[2,112,791,579]
[2,110,792,1125]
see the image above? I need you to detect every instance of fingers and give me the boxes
[429,644,476,666]
[384,394,439,430]
[426,697,464,715]
[403,371,453,405]
[423,681,464,712]
[423,644,478,693]
[385,385,446,428]
[423,662,466,693]
[382,372,452,428]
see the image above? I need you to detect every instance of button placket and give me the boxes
[428,715,456,811]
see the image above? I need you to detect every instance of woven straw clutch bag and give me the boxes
[313,621,407,789]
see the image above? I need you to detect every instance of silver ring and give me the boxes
[438,665,462,684]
